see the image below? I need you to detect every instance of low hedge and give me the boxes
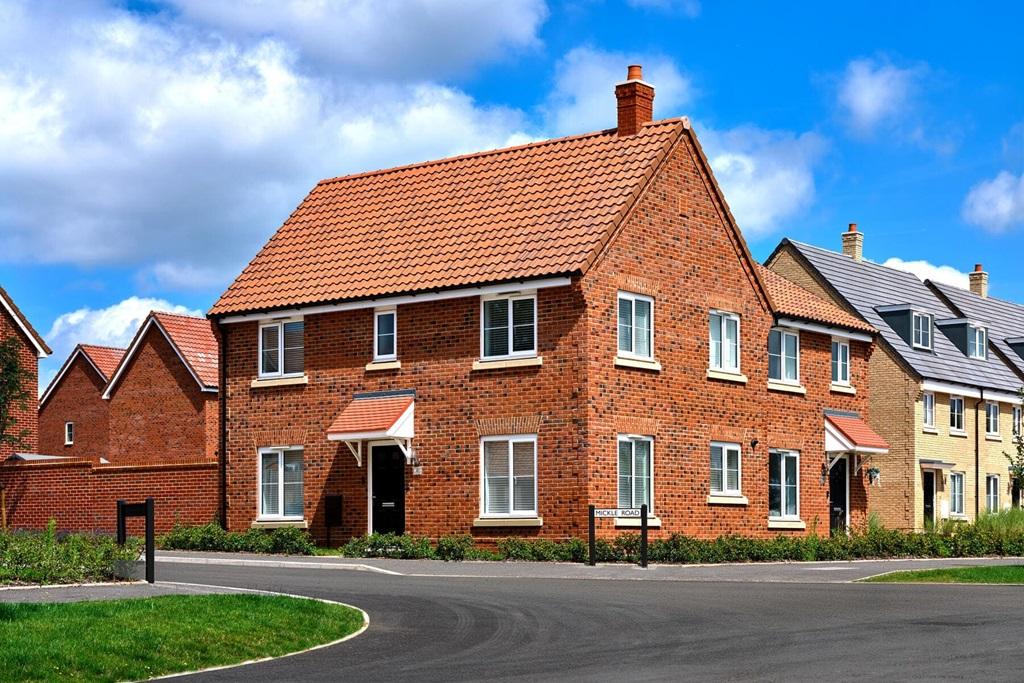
[0,521,142,585]
[159,523,316,556]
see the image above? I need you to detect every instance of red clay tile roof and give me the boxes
[826,413,890,451]
[0,285,51,355]
[79,345,125,382]
[210,120,689,316]
[327,394,414,437]
[151,312,219,388]
[756,264,875,334]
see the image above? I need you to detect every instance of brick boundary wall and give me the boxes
[0,460,219,535]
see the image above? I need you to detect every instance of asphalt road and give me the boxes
[157,561,1024,682]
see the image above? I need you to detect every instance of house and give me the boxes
[39,344,124,460]
[0,285,50,459]
[767,226,1022,530]
[210,65,885,543]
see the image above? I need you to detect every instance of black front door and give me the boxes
[829,457,848,535]
[372,445,406,535]
[923,471,935,529]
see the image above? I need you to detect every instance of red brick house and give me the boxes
[0,286,50,459]
[39,344,124,460]
[211,66,886,543]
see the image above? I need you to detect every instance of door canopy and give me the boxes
[326,390,415,467]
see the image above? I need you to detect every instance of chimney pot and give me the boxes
[627,64,643,81]
[841,223,864,262]
[974,263,984,273]
[615,64,654,137]
[848,223,858,233]
[969,264,989,298]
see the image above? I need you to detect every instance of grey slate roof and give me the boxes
[787,240,1023,393]
[930,281,1024,381]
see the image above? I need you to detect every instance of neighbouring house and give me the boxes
[767,226,1023,530]
[210,65,885,544]
[0,285,50,459]
[39,344,124,460]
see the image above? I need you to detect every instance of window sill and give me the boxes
[767,381,806,395]
[950,429,968,438]
[830,383,856,395]
[615,357,662,372]
[985,434,1002,442]
[949,514,968,521]
[706,369,748,384]
[922,426,939,435]
[615,516,662,528]
[366,360,401,371]
[472,517,543,528]
[251,374,309,389]
[472,356,543,371]
[707,494,748,505]
[251,519,308,529]
[768,519,806,530]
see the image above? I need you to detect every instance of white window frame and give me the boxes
[258,318,304,378]
[922,392,936,429]
[373,308,397,361]
[1013,405,1022,439]
[831,339,851,386]
[912,312,933,350]
[986,475,1000,513]
[709,310,741,373]
[710,441,742,496]
[768,449,800,521]
[479,434,538,518]
[768,328,800,384]
[480,294,537,361]
[257,446,304,521]
[950,396,965,433]
[64,421,74,446]
[986,402,1000,436]
[950,472,965,516]
[617,435,654,512]
[617,292,655,361]
[967,325,987,359]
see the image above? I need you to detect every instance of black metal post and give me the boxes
[116,500,126,545]
[145,497,155,584]
[640,504,648,569]
[588,505,596,566]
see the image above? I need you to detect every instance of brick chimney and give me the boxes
[841,223,863,262]
[969,263,988,298]
[615,64,654,137]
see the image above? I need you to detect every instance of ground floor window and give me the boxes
[769,450,799,519]
[259,447,304,519]
[986,475,1000,513]
[481,435,537,517]
[950,472,964,516]
[710,442,742,496]
[618,435,653,511]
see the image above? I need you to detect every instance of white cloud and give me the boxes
[699,125,828,237]
[837,58,920,135]
[545,46,693,136]
[882,258,970,289]
[962,171,1024,233]
[626,0,701,17]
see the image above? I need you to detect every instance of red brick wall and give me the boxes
[108,327,217,464]
[0,309,39,459]
[39,356,110,460]
[0,460,219,534]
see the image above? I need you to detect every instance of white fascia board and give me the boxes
[217,277,573,324]
[0,295,49,358]
[775,317,873,343]
[917,380,1021,403]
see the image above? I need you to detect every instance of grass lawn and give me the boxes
[0,594,365,682]
[865,565,1024,584]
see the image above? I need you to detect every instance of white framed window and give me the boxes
[374,308,397,361]
[481,294,536,360]
[768,329,799,384]
[481,435,537,517]
[710,442,742,496]
[709,311,740,373]
[950,472,964,516]
[986,475,1000,513]
[912,312,932,350]
[967,325,987,359]
[64,422,74,446]
[617,435,653,511]
[950,396,965,432]
[258,447,304,520]
[1013,406,1022,439]
[617,292,654,360]
[769,450,799,520]
[986,402,1000,436]
[831,340,850,385]
[923,392,935,428]
[259,319,304,378]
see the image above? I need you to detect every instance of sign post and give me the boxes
[587,504,649,568]
[117,497,155,584]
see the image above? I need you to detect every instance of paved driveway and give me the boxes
[155,558,1024,682]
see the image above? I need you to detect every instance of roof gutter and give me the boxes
[775,317,874,343]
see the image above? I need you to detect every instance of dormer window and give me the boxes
[967,325,987,359]
[912,313,932,350]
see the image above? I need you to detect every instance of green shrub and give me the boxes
[435,535,474,561]
[341,533,434,559]
[0,521,141,585]
[158,523,315,555]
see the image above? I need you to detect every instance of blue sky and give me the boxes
[1,0,1022,390]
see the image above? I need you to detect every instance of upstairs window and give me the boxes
[618,435,653,511]
[950,396,965,432]
[986,402,1000,436]
[912,313,932,350]
[967,325,987,359]
[768,329,799,384]
[259,320,304,377]
[923,392,935,429]
[374,309,397,361]
[1014,406,1022,439]
[617,292,654,360]
[482,295,536,360]
[710,442,742,496]
[709,311,740,373]
[64,422,74,446]
[769,450,799,520]
[831,340,850,385]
